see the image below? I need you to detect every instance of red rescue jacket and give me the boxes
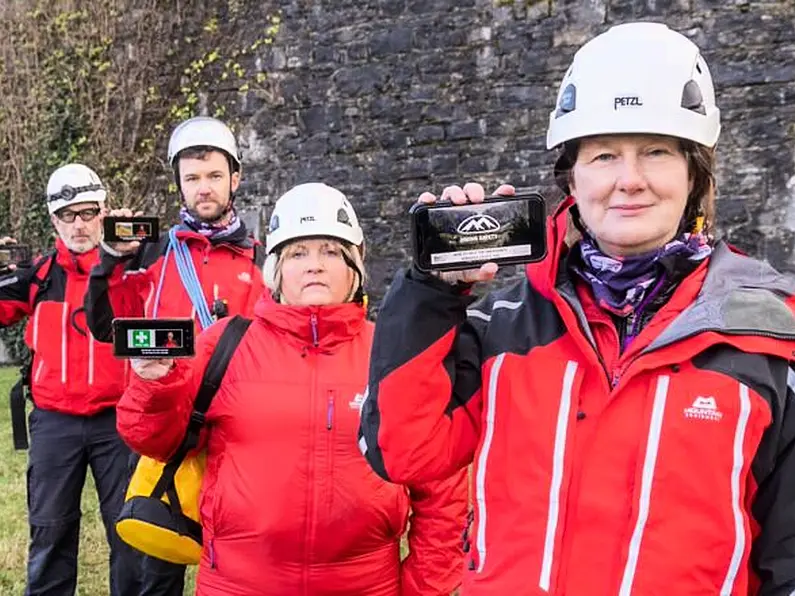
[117,297,468,595]
[0,239,127,414]
[360,198,795,595]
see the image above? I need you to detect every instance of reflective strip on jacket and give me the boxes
[360,197,795,595]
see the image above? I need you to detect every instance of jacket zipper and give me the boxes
[558,289,612,389]
[310,313,319,347]
[611,363,629,388]
[325,390,335,531]
[88,333,95,386]
[303,312,320,593]
[60,302,68,384]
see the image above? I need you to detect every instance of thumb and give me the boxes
[130,358,146,369]
[468,262,498,283]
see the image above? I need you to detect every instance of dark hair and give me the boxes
[680,141,716,235]
[174,146,239,177]
[554,137,717,236]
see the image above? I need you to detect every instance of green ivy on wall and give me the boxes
[0,1,281,362]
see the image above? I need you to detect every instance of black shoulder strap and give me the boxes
[10,371,29,450]
[192,314,252,418]
[150,314,252,499]
[252,243,266,268]
[11,251,57,450]
[29,250,57,301]
[181,314,252,453]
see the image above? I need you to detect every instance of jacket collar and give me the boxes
[254,296,365,352]
[646,241,795,351]
[54,238,99,276]
[525,195,576,299]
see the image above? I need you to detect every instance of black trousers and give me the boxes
[25,407,142,596]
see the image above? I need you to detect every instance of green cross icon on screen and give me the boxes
[131,330,154,348]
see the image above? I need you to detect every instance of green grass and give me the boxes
[0,366,197,594]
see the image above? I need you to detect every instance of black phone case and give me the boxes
[112,318,195,359]
[0,245,32,267]
[410,193,548,272]
[103,216,160,243]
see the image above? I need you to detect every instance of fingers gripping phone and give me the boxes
[410,193,548,273]
[112,318,195,359]
[103,216,160,242]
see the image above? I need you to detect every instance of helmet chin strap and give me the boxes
[341,250,365,304]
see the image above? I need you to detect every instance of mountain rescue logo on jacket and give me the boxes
[683,396,723,422]
[349,390,367,412]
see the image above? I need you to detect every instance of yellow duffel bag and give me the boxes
[115,315,251,565]
[116,452,206,565]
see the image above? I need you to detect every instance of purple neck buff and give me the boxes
[571,232,712,316]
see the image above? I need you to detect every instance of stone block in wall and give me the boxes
[237,0,795,311]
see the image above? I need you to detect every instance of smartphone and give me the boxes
[0,245,32,269]
[103,216,160,243]
[112,318,195,359]
[410,193,548,272]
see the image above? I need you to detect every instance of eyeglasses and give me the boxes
[47,183,104,204]
[55,207,101,223]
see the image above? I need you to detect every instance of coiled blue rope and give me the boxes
[151,227,214,330]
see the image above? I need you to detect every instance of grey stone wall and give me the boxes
[233,0,795,309]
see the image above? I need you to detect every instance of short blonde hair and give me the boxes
[267,238,366,304]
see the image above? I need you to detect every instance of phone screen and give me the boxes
[411,194,547,272]
[0,245,32,268]
[112,318,195,358]
[103,217,160,243]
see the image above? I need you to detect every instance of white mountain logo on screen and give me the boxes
[456,214,501,234]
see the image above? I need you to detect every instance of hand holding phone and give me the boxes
[413,183,506,284]
[411,183,547,279]
[0,243,32,272]
[101,209,146,257]
[112,318,195,359]
[104,215,159,243]
[131,358,175,380]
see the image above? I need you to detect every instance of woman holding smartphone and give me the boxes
[116,183,468,596]
[360,22,795,595]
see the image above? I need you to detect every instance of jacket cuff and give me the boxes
[407,265,474,295]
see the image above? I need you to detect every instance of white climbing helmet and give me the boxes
[167,116,241,171]
[546,22,721,149]
[45,163,106,215]
[265,183,364,255]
